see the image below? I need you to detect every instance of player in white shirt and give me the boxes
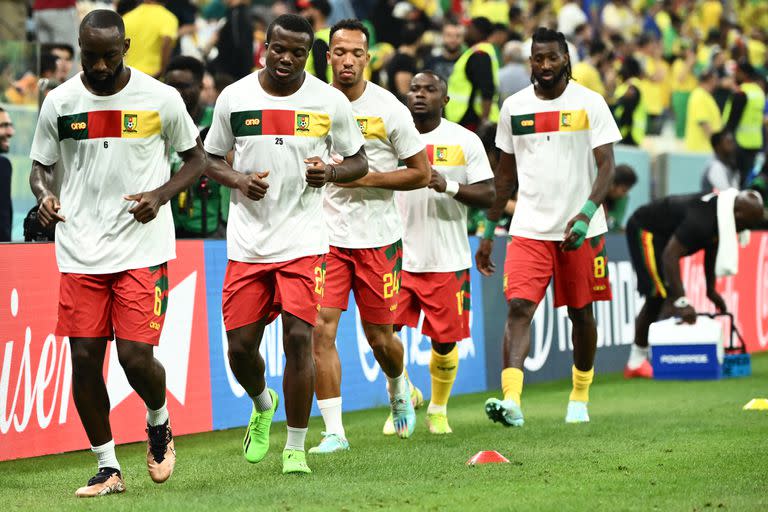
[309,19,431,453]
[29,10,206,497]
[475,27,622,427]
[203,14,367,475]
[381,71,494,435]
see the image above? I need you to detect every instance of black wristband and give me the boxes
[328,164,337,183]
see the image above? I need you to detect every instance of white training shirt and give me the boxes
[204,72,364,263]
[398,119,493,272]
[29,68,198,274]
[495,82,621,240]
[323,81,425,248]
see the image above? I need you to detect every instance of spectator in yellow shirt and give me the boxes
[123,0,179,78]
[685,70,722,153]
[573,40,609,97]
[670,45,698,138]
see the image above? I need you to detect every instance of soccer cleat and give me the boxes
[624,360,654,379]
[243,388,279,463]
[390,390,417,439]
[282,449,312,474]
[383,382,423,435]
[75,467,126,498]
[308,432,350,454]
[484,398,524,427]
[146,420,176,483]
[565,400,590,423]
[426,413,453,434]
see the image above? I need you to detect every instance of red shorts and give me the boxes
[321,241,402,325]
[396,269,470,343]
[503,235,612,309]
[222,255,325,330]
[56,264,169,345]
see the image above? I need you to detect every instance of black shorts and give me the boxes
[626,218,669,299]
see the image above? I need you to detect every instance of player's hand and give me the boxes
[707,289,727,313]
[124,190,163,224]
[427,168,447,192]
[561,213,590,251]
[37,192,65,228]
[675,304,698,324]
[475,238,495,276]
[305,156,331,188]
[236,170,270,200]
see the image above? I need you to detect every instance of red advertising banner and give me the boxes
[681,232,768,353]
[0,241,212,461]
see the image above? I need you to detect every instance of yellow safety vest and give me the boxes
[724,82,766,150]
[305,27,333,83]
[445,42,499,124]
[613,77,647,145]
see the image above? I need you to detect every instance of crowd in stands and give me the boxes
[0,0,767,240]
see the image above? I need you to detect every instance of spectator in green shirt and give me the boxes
[165,56,229,237]
[605,164,637,232]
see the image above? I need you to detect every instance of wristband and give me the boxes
[579,199,598,220]
[482,219,498,240]
[327,164,337,183]
[444,179,460,197]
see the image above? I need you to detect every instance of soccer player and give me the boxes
[623,190,764,378]
[203,14,367,474]
[386,71,494,434]
[309,18,430,453]
[29,10,206,497]
[475,27,621,426]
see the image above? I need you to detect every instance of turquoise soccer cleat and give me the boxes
[565,400,590,423]
[308,432,350,454]
[484,398,524,427]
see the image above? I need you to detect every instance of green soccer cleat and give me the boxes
[484,397,524,427]
[308,432,350,454]
[426,413,453,434]
[282,449,312,474]
[243,388,279,463]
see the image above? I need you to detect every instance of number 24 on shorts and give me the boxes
[383,271,400,299]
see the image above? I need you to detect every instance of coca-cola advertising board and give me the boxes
[0,242,213,461]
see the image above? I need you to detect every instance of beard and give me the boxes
[531,66,567,90]
[84,61,123,93]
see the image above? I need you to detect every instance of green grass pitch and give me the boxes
[2,355,767,511]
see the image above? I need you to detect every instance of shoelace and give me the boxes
[147,423,171,463]
[87,467,120,486]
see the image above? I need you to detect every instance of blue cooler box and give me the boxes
[648,317,725,380]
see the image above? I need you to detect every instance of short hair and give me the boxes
[470,17,494,40]
[166,55,205,83]
[588,40,606,57]
[309,0,332,18]
[710,130,730,149]
[40,53,59,75]
[80,9,125,37]
[329,18,370,47]
[614,164,637,187]
[42,43,74,58]
[266,14,314,48]
[400,21,424,46]
[736,58,756,77]
[620,56,642,79]
[417,69,448,95]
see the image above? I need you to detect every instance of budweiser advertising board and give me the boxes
[0,242,212,461]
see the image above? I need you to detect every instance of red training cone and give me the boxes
[466,451,510,466]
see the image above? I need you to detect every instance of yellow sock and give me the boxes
[429,346,459,409]
[569,365,594,402]
[501,368,524,405]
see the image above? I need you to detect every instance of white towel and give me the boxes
[715,188,745,277]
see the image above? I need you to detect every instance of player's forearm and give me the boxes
[205,152,244,189]
[348,149,429,190]
[332,149,368,183]
[662,245,686,300]
[159,37,174,77]
[480,99,492,122]
[589,144,616,206]
[704,247,717,292]
[487,152,517,222]
[29,161,56,201]
[155,142,207,203]
[454,179,495,208]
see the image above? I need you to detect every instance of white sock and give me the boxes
[146,399,169,426]
[427,403,447,415]
[317,397,345,438]
[285,426,308,451]
[91,440,120,471]
[627,345,650,369]
[387,371,407,400]
[252,388,273,412]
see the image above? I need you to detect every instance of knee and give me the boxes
[70,345,101,377]
[284,324,313,357]
[117,346,152,376]
[568,306,595,327]
[227,333,256,363]
[507,299,537,322]
[312,316,338,353]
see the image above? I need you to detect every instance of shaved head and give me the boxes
[80,9,125,37]
[734,190,765,231]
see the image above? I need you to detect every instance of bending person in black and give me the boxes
[623,190,764,378]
